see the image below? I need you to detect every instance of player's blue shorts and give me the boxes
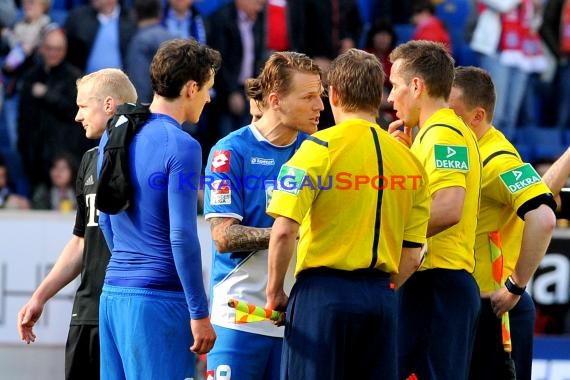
[282,267,397,380]
[99,284,196,380]
[398,269,480,380]
[206,325,283,380]
[470,292,535,380]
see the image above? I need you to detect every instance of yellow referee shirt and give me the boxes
[411,108,481,272]
[474,127,553,292]
[267,119,431,276]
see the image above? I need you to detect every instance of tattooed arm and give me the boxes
[209,217,271,253]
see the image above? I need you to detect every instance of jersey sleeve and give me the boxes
[167,136,209,319]
[403,164,431,245]
[416,127,470,194]
[485,154,553,215]
[203,143,245,221]
[267,139,330,223]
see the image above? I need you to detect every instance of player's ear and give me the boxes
[103,96,115,116]
[411,77,423,97]
[474,107,485,123]
[182,80,199,98]
[329,86,339,107]
[268,92,280,110]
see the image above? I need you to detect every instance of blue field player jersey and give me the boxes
[204,124,305,337]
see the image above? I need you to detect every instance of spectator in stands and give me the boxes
[0,154,30,209]
[17,26,84,192]
[160,0,206,137]
[2,0,51,74]
[364,18,398,126]
[126,0,173,104]
[161,0,206,43]
[266,0,288,52]
[64,0,137,74]
[540,0,570,130]
[470,0,547,139]
[204,0,266,157]
[32,152,78,211]
[286,0,362,130]
[287,0,362,71]
[411,0,452,52]
[1,0,51,153]
[0,0,17,30]
[0,0,18,115]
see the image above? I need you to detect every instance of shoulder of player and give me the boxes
[480,135,522,175]
[418,117,472,145]
[208,137,249,165]
[302,134,329,148]
[165,126,201,152]
[209,127,255,154]
[162,133,201,172]
[81,146,99,162]
[77,147,99,174]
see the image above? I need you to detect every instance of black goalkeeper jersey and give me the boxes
[70,147,110,325]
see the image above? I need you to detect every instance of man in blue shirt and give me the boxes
[98,39,221,380]
[204,51,324,380]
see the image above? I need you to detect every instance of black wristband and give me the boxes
[505,276,526,296]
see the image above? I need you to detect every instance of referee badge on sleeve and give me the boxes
[434,144,469,171]
[499,164,541,194]
[276,165,306,196]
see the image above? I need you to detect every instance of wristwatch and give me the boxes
[505,276,526,296]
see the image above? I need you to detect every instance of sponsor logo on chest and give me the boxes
[211,150,231,173]
[251,157,275,166]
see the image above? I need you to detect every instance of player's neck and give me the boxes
[149,96,185,125]
[254,117,297,146]
[474,123,492,140]
[333,111,377,125]
[418,98,449,129]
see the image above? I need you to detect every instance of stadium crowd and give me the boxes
[1,0,569,210]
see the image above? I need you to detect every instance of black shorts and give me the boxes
[65,324,100,380]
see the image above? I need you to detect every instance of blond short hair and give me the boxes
[76,68,138,104]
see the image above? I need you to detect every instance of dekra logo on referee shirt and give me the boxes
[434,144,469,171]
[500,163,541,193]
[277,165,306,196]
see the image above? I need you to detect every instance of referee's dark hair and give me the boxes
[453,66,496,123]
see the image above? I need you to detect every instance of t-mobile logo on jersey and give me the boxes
[85,194,100,227]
